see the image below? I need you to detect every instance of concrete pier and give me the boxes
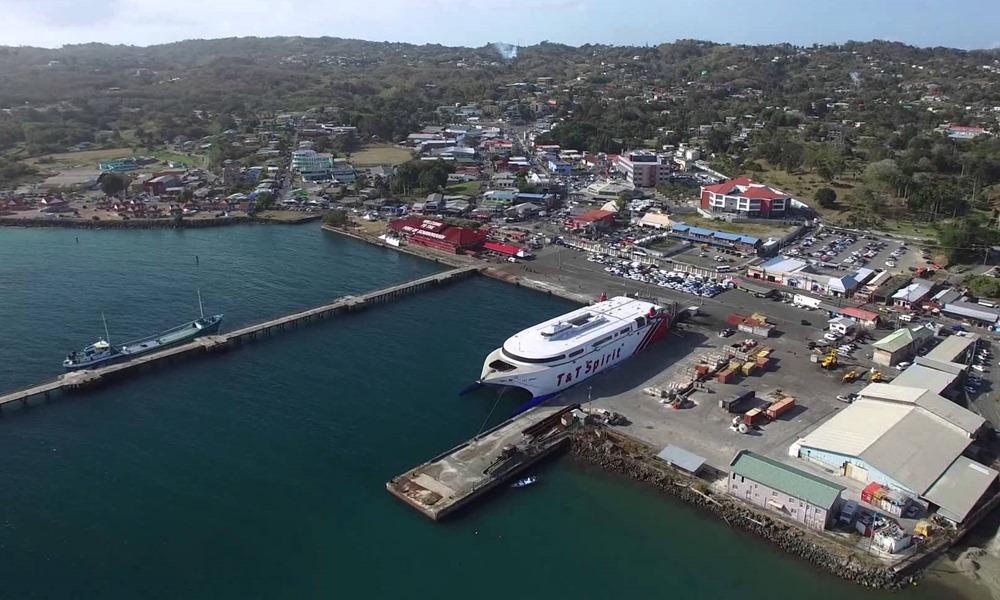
[0,265,481,410]
[386,405,577,521]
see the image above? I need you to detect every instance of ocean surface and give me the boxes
[0,224,979,599]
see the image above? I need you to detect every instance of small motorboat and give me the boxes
[511,476,537,488]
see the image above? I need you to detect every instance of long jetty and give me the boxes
[0,265,481,410]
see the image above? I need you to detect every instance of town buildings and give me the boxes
[871,325,935,367]
[793,383,995,525]
[700,177,792,219]
[616,151,671,188]
[291,149,334,181]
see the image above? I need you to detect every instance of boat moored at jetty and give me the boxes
[479,296,671,413]
[63,292,224,371]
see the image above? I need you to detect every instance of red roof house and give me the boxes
[700,177,792,218]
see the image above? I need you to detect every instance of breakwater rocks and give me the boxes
[570,427,914,589]
[0,215,321,230]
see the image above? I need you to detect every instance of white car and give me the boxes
[824,332,842,341]
[885,261,896,268]
[895,361,912,370]
[973,364,987,372]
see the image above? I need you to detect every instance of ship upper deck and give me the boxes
[501,296,661,362]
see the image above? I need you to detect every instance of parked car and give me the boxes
[896,361,912,370]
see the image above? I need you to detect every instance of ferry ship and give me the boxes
[479,296,671,413]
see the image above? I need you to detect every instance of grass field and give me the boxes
[678,214,795,239]
[446,180,482,195]
[350,144,413,167]
[24,147,137,167]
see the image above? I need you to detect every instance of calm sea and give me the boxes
[0,225,978,599]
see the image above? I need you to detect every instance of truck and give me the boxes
[720,390,755,413]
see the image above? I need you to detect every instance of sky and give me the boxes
[3,0,1000,50]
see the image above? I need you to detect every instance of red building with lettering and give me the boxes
[387,217,487,253]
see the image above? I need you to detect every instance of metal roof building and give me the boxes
[657,445,706,474]
[729,450,846,507]
[924,334,978,364]
[943,301,1000,325]
[923,456,999,523]
[730,451,845,509]
[891,364,960,396]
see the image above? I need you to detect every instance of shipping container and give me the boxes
[716,368,736,384]
[766,397,795,420]
[720,389,755,412]
[743,407,765,426]
[861,482,885,505]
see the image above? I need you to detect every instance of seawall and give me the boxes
[569,426,915,589]
[0,214,321,230]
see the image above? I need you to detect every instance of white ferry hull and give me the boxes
[479,309,670,412]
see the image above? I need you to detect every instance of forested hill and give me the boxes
[1,37,999,156]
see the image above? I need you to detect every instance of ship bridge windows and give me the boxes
[502,349,566,364]
[488,359,518,372]
[619,327,631,335]
[592,336,612,348]
[634,316,647,328]
[568,349,584,357]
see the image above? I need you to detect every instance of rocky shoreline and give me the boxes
[569,426,916,589]
[0,214,321,230]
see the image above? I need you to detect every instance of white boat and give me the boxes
[511,476,537,488]
[479,296,671,413]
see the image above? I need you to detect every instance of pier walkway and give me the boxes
[387,405,577,520]
[0,265,481,410]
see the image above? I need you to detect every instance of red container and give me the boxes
[861,482,884,505]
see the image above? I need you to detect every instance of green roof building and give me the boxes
[728,450,845,530]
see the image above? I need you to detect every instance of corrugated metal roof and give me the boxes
[671,224,690,232]
[688,226,713,236]
[800,400,911,457]
[915,392,985,436]
[713,231,740,241]
[891,364,958,395]
[730,451,844,509]
[943,301,1000,324]
[762,257,807,274]
[656,445,706,473]
[739,235,761,244]
[923,456,998,523]
[914,356,967,375]
[924,335,976,363]
[872,328,914,353]
[857,383,925,403]
[860,409,972,494]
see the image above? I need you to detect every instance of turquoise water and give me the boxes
[0,225,971,598]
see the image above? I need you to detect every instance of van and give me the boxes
[898,313,913,323]
[715,265,732,273]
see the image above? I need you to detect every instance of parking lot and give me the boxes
[782,227,925,277]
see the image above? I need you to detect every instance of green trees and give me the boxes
[966,275,1000,300]
[390,159,453,195]
[803,143,845,180]
[814,187,837,208]
[99,172,128,197]
[938,216,998,264]
[323,209,349,227]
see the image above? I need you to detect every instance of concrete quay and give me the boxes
[387,405,576,521]
[0,265,481,411]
